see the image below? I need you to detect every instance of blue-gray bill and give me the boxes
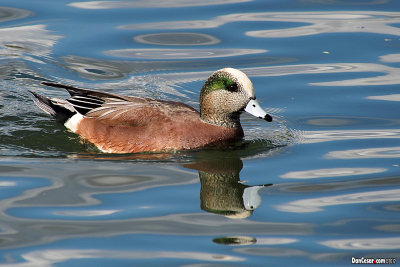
[244,99,273,122]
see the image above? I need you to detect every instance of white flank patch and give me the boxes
[64,114,115,153]
[64,113,84,133]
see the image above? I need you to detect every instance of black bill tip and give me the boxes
[264,114,273,122]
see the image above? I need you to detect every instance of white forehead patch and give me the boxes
[220,67,254,97]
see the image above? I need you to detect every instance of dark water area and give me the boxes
[0,0,400,266]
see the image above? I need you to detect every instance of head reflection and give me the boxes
[184,153,271,219]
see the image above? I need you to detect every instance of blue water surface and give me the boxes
[0,0,400,266]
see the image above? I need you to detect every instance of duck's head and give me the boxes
[200,68,272,128]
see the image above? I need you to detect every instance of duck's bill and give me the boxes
[244,99,273,122]
[243,186,263,210]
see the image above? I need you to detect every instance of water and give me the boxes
[0,0,400,266]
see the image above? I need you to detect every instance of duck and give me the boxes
[30,68,272,153]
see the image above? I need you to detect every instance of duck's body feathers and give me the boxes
[30,68,271,153]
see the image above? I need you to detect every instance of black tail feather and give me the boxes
[41,81,126,101]
[29,90,57,117]
[41,82,87,96]
[29,90,75,123]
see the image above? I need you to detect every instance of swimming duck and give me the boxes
[30,68,272,153]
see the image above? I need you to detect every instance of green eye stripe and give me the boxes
[202,75,235,95]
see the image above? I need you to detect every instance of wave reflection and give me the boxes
[9,249,244,266]
[153,63,400,87]
[69,0,252,9]
[59,57,400,88]
[105,48,267,59]
[277,188,400,213]
[326,146,400,159]
[119,11,400,38]
[0,25,63,64]
[380,53,400,63]
[366,94,400,102]
[320,237,400,250]
[0,6,31,23]
[134,32,220,46]
[245,11,400,38]
[301,129,400,143]
[280,168,386,179]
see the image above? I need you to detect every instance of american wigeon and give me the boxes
[30,68,272,153]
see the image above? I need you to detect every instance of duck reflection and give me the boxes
[184,152,272,219]
[75,148,273,218]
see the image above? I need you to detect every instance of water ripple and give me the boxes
[153,63,400,87]
[105,48,267,59]
[69,0,251,9]
[320,237,400,250]
[119,11,400,37]
[133,32,220,46]
[10,249,244,266]
[277,188,400,213]
[0,25,63,64]
[245,11,400,38]
[366,94,400,102]
[301,129,400,143]
[280,168,386,179]
[326,146,400,159]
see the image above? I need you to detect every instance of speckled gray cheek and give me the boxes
[200,89,247,128]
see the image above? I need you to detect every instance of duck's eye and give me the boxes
[226,83,238,92]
